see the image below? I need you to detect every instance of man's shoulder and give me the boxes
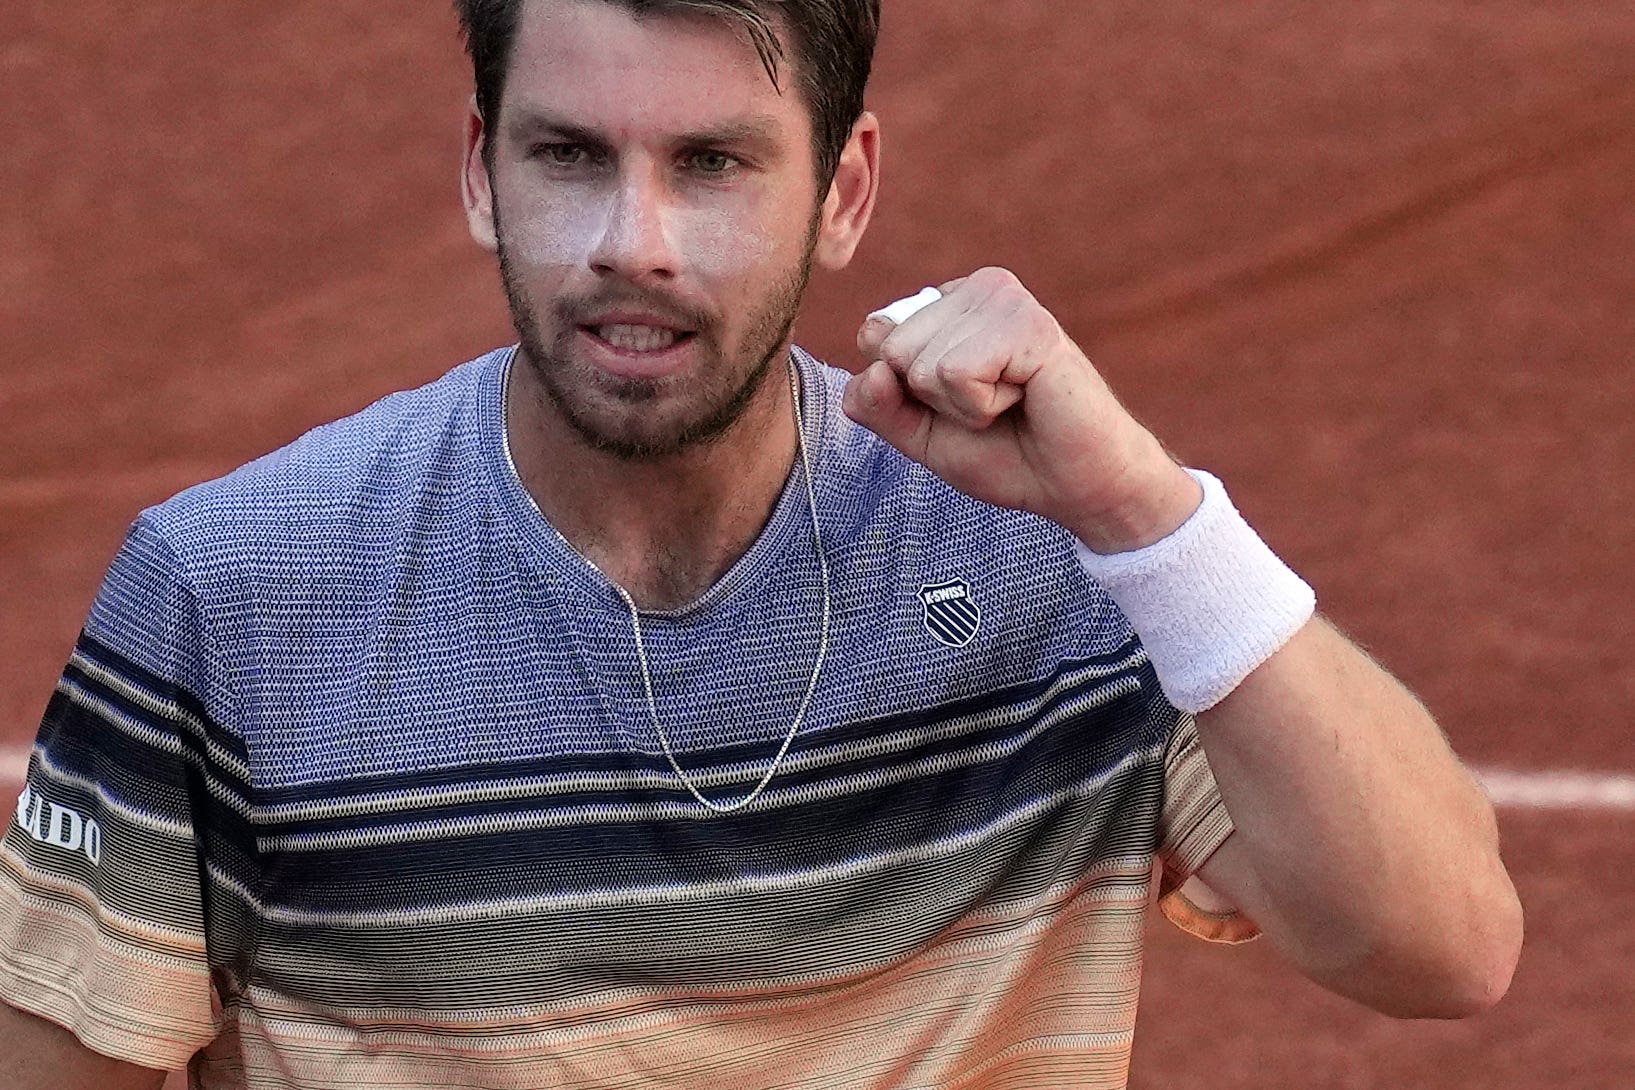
[139,349,505,570]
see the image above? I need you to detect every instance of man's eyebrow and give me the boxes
[505,110,604,146]
[504,109,784,154]
[675,116,783,151]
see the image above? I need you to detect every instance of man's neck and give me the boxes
[505,352,802,611]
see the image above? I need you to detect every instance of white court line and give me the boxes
[0,743,1631,813]
[1476,769,1635,812]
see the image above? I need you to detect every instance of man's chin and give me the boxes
[550,391,743,461]
[528,342,784,461]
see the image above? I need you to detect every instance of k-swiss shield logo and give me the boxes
[919,579,982,648]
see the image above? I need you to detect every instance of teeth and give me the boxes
[597,324,680,352]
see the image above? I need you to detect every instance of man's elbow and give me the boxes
[1355,886,1525,1020]
[1389,936,1520,1020]
[1434,890,1525,1018]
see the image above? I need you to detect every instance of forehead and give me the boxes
[504,0,806,142]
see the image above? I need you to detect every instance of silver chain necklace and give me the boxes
[505,353,832,815]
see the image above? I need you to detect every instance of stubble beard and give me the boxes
[496,216,818,461]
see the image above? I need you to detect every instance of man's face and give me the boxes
[473,0,835,459]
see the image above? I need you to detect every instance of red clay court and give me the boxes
[2,2,1632,1086]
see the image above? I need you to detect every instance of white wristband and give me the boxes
[1073,469,1315,713]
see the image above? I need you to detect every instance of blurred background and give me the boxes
[2,2,1632,1086]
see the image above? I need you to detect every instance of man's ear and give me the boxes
[462,97,498,252]
[814,111,881,271]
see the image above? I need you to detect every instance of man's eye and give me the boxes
[689,151,738,174]
[536,143,589,166]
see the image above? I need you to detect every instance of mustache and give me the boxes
[553,287,716,333]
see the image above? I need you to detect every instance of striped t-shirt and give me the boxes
[1,347,1249,1089]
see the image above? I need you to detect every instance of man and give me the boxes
[0,1,1521,1087]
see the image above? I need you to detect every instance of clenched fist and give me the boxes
[841,267,1203,554]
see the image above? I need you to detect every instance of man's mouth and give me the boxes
[591,324,692,353]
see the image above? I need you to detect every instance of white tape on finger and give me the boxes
[869,287,942,326]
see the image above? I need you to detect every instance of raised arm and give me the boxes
[843,268,1522,1016]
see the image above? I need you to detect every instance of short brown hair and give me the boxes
[454,0,881,183]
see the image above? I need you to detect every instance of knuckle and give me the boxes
[977,266,1022,292]
[878,339,911,370]
[905,362,938,395]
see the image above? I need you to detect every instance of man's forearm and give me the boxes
[0,1001,168,1090]
[1193,616,1523,1017]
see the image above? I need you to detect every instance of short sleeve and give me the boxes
[1155,712,1260,944]
[0,518,225,1068]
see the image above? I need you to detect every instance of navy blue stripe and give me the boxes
[56,667,254,811]
[251,636,1150,809]
[256,683,1173,913]
[41,634,263,880]
[74,631,249,763]
[259,652,1158,835]
[46,630,1164,909]
[36,686,264,897]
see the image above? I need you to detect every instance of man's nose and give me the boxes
[588,169,678,282]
